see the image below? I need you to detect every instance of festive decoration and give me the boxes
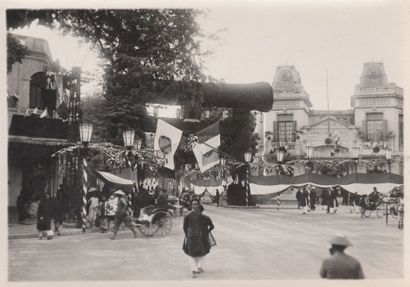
[81,158,88,232]
[52,142,165,176]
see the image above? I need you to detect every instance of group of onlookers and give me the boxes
[295,185,351,214]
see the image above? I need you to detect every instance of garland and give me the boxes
[52,142,165,175]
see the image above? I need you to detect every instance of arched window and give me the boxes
[29,72,45,109]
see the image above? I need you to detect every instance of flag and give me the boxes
[154,119,183,170]
[193,122,220,173]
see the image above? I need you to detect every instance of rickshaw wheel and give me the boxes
[138,223,158,236]
[376,207,385,218]
[153,212,173,237]
[364,209,371,218]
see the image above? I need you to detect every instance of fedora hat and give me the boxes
[114,190,126,197]
[329,235,352,247]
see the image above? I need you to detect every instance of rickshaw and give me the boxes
[360,196,385,218]
[95,171,173,236]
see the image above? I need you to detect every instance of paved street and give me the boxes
[9,206,403,281]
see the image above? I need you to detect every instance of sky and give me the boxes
[9,1,409,111]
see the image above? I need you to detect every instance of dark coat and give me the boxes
[37,199,52,231]
[183,211,214,257]
[320,253,365,279]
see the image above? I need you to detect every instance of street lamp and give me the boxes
[123,129,135,150]
[79,123,93,232]
[79,123,93,147]
[386,149,392,181]
[244,150,253,206]
[276,147,285,163]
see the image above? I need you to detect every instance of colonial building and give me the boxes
[7,34,81,215]
[256,62,403,176]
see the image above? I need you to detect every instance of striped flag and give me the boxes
[193,122,220,173]
[154,119,183,170]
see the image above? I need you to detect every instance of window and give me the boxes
[29,72,45,109]
[399,114,403,147]
[365,113,384,141]
[275,114,295,142]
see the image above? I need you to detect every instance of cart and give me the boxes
[95,171,173,236]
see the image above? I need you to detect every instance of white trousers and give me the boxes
[191,256,204,272]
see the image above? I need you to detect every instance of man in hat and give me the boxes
[111,190,137,240]
[320,235,364,279]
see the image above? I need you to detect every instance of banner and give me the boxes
[193,122,220,173]
[154,119,183,170]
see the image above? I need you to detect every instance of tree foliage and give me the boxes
[7,33,28,73]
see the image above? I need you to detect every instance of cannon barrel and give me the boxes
[201,82,273,112]
[156,81,273,112]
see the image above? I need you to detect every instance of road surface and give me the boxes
[9,206,403,280]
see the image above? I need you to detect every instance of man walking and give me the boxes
[111,190,137,240]
[295,187,302,210]
[320,234,365,279]
[310,186,317,211]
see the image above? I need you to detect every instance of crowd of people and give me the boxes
[293,185,390,217]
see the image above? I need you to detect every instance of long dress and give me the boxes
[183,211,214,257]
[37,198,52,231]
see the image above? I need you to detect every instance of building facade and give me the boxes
[7,34,79,214]
[256,62,403,176]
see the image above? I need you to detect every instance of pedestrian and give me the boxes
[322,188,330,213]
[310,186,317,211]
[51,191,64,235]
[16,189,29,223]
[156,189,169,209]
[214,189,220,207]
[302,186,310,214]
[111,190,137,240]
[87,189,100,228]
[37,192,53,240]
[330,187,339,214]
[320,234,365,279]
[183,199,214,278]
[99,194,109,233]
[359,195,369,218]
[295,187,302,210]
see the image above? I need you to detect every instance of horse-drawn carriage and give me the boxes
[95,171,173,237]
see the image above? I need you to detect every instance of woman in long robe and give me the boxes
[183,199,214,278]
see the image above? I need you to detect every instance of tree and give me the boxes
[7,33,28,73]
[7,9,207,142]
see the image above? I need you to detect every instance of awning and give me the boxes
[8,135,69,146]
[95,171,135,188]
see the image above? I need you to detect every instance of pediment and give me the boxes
[306,116,354,131]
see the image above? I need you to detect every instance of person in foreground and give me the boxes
[183,199,214,278]
[320,234,365,279]
[111,190,137,240]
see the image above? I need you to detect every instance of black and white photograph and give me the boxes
[2,0,409,285]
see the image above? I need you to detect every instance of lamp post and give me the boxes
[386,149,392,181]
[123,129,143,216]
[244,150,253,206]
[79,123,93,232]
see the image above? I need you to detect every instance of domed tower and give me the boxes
[262,65,312,158]
[351,62,403,153]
